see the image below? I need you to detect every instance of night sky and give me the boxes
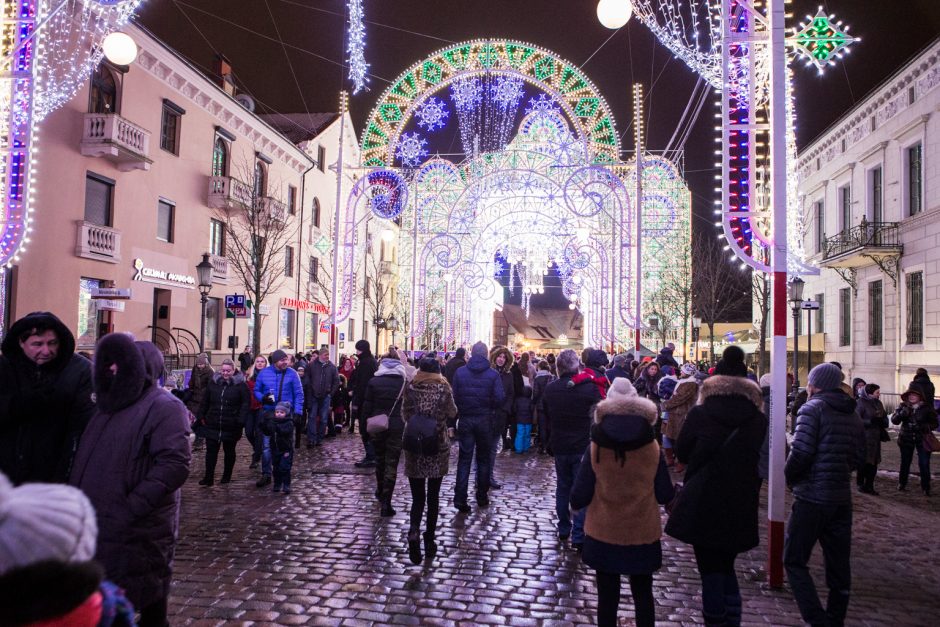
[138,0,940,314]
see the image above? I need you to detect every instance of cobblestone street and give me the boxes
[169,432,939,626]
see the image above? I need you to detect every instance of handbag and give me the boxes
[366,381,406,436]
[880,428,891,443]
[923,430,940,453]
[403,412,440,455]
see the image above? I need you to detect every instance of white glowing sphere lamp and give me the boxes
[102,32,138,65]
[597,0,633,29]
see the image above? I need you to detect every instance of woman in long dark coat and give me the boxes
[70,334,191,627]
[402,357,457,565]
[856,383,888,494]
[664,346,766,627]
[362,354,408,517]
[197,358,251,486]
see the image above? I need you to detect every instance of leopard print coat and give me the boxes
[402,372,458,479]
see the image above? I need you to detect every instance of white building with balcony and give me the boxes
[3,22,372,364]
[794,37,940,394]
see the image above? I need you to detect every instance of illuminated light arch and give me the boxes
[360,39,621,167]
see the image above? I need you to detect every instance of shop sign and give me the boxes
[96,299,126,312]
[132,258,195,289]
[280,297,329,315]
[91,287,132,299]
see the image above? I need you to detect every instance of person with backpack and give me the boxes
[401,357,457,565]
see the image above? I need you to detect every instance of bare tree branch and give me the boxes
[692,236,748,363]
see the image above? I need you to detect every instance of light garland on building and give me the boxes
[346,0,369,94]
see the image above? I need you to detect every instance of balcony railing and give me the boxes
[823,221,902,260]
[75,221,121,263]
[258,196,287,221]
[207,176,254,210]
[80,113,152,171]
[209,254,229,284]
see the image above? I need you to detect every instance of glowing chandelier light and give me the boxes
[346,0,369,94]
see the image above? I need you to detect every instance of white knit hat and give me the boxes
[0,472,97,575]
[606,377,638,400]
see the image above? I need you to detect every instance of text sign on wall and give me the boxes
[280,297,329,315]
[132,258,195,289]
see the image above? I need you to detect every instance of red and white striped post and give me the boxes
[767,0,789,589]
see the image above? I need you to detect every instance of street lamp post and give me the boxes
[196,253,215,352]
[387,315,399,350]
[692,316,702,363]
[788,277,805,394]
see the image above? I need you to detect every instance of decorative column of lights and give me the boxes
[346,0,368,95]
[1,0,145,291]
[633,83,644,353]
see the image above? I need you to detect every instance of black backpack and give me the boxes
[403,413,439,455]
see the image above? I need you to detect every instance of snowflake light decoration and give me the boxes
[396,132,428,167]
[346,0,369,94]
[450,78,483,111]
[491,75,524,108]
[791,9,858,73]
[525,94,560,116]
[415,97,449,131]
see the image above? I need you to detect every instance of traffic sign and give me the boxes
[224,294,250,318]
[800,300,821,310]
[91,287,132,299]
[225,294,246,308]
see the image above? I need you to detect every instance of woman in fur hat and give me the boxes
[891,381,939,495]
[401,357,457,565]
[570,378,675,627]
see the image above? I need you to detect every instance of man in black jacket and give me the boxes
[350,340,379,467]
[784,363,865,627]
[0,312,95,485]
[303,348,340,448]
[541,348,601,549]
[443,347,466,385]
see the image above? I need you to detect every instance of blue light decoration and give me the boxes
[361,170,408,220]
[395,131,429,167]
[346,0,369,94]
[491,75,524,109]
[450,77,483,111]
[415,97,450,132]
[525,93,560,116]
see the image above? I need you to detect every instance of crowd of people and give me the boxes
[1,311,938,626]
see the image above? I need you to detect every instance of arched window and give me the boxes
[89,63,118,114]
[211,137,228,177]
[253,160,267,198]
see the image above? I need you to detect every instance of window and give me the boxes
[89,63,118,114]
[868,280,883,346]
[253,161,267,198]
[305,312,318,351]
[84,174,113,226]
[205,297,221,350]
[908,86,916,105]
[157,199,174,242]
[839,287,851,347]
[279,308,295,349]
[284,246,294,278]
[380,240,387,261]
[348,318,355,345]
[211,137,228,177]
[209,219,225,256]
[814,200,825,253]
[906,271,924,344]
[160,101,183,155]
[839,185,851,234]
[907,144,923,216]
[318,145,326,172]
[287,185,297,216]
[77,278,102,348]
[309,256,319,282]
[312,197,321,227]
[815,293,825,333]
[869,166,883,223]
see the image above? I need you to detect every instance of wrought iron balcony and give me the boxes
[80,113,152,171]
[822,221,902,266]
[75,221,121,263]
[207,176,253,210]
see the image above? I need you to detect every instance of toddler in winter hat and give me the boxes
[0,472,97,575]
[275,401,293,417]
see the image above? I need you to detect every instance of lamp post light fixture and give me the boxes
[386,315,399,350]
[196,253,215,352]
[788,277,805,394]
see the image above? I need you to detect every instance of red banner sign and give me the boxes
[280,297,329,315]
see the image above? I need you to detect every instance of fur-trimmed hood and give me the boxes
[135,340,165,385]
[490,346,515,373]
[1,311,76,372]
[93,333,149,413]
[699,374,763,409]
[594,394,658,425]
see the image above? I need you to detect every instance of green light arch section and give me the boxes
[360,39,621,167]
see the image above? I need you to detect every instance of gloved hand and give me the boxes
[262,393,275,406]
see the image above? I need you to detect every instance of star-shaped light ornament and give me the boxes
[790,9,858,73]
